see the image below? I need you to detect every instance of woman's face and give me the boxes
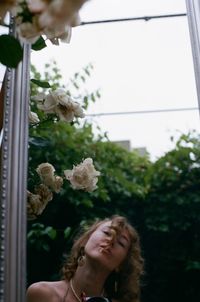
[84,221,131,272]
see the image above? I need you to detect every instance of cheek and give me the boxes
[84,234,100,251]
[116,248,129,264]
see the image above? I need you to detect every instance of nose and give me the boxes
[103,237,115,248]
[109,237,116,247]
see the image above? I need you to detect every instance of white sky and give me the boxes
[1,0,200,160]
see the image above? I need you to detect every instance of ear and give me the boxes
[80,246,85,256]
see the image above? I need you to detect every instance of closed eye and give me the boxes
[103,231,110,236]
[118,240,125,248]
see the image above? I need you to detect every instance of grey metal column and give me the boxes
[185,0,200,116]
[0,19,30,302]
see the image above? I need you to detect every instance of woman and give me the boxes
[27,215,144,302]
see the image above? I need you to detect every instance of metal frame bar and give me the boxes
[80,13,186,26]
[185,0,200,116]
[0,18,30,302]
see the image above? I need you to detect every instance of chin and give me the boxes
[87,253,114,272]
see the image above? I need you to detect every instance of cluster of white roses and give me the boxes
[27,162,63,220]
[1,0,88,44]
[30,88,85,124]
[27,158,100,219]
[27,184,53,220]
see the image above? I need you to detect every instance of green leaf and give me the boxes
[27,230,34,239]
[64,227,71,239]
[91,93,96,102]
[44,226,57,240]
[29,136,50,147]
[0,34,23,68]
[82,199,94,208]
[42,243,50,252]
[186,261,200,271]
[96,90,101,98]
[31,79,51,88]
[32,36,47,51]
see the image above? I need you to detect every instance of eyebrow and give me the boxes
[102,226,111,231]
[120,234,130,243]
[102,226,130,243]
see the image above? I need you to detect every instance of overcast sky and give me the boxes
[1,0,200,160]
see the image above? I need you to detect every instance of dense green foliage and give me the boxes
[142,132,200,302]
[27,64,200,302]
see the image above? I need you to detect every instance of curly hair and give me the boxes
[62,215,144,302]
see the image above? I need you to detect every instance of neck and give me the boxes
[72,260,110,297]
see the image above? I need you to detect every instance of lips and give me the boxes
[99,244,112,255]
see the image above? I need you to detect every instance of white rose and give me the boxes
[29,110,40,124]
[72,101,85,118]
[70,12,81,27]
[17,20,40,43]
[27,0,48,14]
[11,2,23,17]
[35,184,53,203]
[36,163,63,192]
[0,0,16,20]
[56,25,72,44]
[36,163,55,185]
[27,185,53,220]
[47,0,76,22]
[50,176,63,193]
[37,0,85,43]
[64,158,100,192]
[32,92,56,114]
[34,89,85,122]
[53,89,85,122]
[27,191,43,220]
[37,93,58,114]
[51,88,68,104]
[38,10,54,29]
[45,24,72,44]
[56,103,84,122]
[31,92,46,101]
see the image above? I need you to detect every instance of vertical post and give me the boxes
[0,19,30,302]
[185,0,200,116]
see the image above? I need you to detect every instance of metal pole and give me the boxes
[185,0,200,117]
[0,17,30,302]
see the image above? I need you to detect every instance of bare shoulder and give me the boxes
[26,281,66,302]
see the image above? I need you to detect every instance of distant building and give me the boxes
[133,147,147,157]
[113,140,131,151]
[112,140,147,156]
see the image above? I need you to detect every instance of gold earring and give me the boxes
[77,247,85,267]
[77,255,85,266]
[114,268,119,293]
[114,280,118,293]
